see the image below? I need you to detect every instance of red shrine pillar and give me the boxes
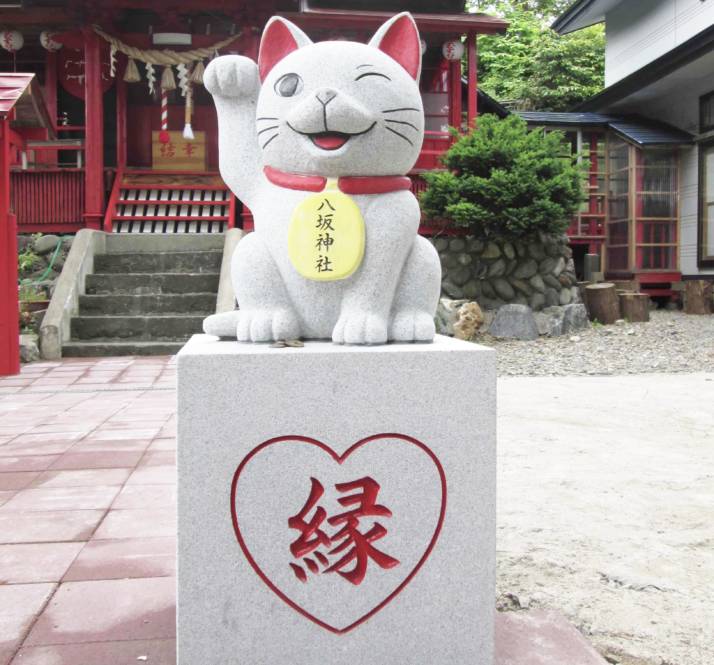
[116,58,127,169]
[83,27,104,230]
[448,59,462,131]
[466,32,477,128]
[0,113,20,376]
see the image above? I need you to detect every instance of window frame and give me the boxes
[698,138,714,268]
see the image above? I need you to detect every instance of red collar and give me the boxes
[264,166,411,195]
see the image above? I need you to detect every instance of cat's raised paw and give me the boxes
[332,311,388,345]
[389,310,436,342]
[236,308,301,343]
[204,55,259,99]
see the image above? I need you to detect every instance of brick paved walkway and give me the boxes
[0,357,176,665]
[0,356,607,665]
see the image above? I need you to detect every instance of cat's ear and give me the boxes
[368,12,421,81]
[258,17,312,81]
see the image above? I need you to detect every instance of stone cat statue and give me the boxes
[202,12,441,344]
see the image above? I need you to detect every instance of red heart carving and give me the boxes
[231,433,447,634]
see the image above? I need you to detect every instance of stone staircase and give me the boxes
[62,236,222,357]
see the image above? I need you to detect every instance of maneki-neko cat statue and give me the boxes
[202,12,441,344]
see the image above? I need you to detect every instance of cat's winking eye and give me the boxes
[355,72,391,82]
[274,73,303,97]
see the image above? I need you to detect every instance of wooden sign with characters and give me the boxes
[151,130,206,171]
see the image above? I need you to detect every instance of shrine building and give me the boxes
[0,0,508,236]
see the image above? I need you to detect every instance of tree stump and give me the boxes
[684,280,713,315]
[585,283,620,324]
[619,292,650,322]
[612,279,638,295]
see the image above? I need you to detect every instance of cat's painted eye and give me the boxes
[355,72,391,82]
[274,73,303,97]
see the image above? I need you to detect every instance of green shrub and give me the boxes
[18,247,39,274]
[420,114,585,240]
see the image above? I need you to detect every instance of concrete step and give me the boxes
[85,272,219,295]
[70,314,205,340]
[78,293,216,316]
[62,340,187,357]
[105,233,225,253]
[94,250,222,274]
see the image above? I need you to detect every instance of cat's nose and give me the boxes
[315,89,337,107]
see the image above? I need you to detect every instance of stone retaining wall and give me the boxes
[431,234,579,311]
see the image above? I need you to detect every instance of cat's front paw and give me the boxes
[236,308,301,342]
[203,310,240,338]
[204,55,259,99]
[389,310,436,342]
[332,311,388,345]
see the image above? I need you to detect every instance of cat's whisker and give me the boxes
[381,107,420,113]
[261,133,280,149]
[385,118,419,132]
[384,126,413,146]
[256,116,279,121]
[257,125,279,136]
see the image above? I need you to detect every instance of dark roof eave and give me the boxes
[576,22,714,111]
[280,9,509,35]
[518,111,693,146]
[551,0,601,34]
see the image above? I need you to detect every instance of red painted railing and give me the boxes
[10,168,85,232]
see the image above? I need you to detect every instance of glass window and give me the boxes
[606,138,631,272]
[634,148,678,271]
[606,142,679,273]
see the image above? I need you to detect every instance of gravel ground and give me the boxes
[474,310,714,376]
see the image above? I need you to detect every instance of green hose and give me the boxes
[19,237,63,286]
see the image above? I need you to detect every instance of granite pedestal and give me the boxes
[177,334,496,664]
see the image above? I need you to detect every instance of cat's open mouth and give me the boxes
[286,121,377,152]
[310,132,351,151]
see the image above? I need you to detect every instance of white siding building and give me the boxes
[554,0,714,280]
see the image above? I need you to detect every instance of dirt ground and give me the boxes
[497,372,714,665]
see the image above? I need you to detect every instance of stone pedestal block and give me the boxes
[177,334,496,665]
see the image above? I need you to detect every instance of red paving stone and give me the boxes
[31,468,131,488]
[112,484,176,509]
[0,456,60,472]
[0,510,105,544]
[495,610,607,664]
[0,355,606,664]
[49,450,144,470]
[63,537,175,581]
[0,543,84,584]
[11,639,176,665]
[93,508,176,539]
[2,486,121,512]
[0,473,38,491]
[0,584,56,658]
[24,577,175,645]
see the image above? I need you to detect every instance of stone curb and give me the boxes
[40,229,106,360]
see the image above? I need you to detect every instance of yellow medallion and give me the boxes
[287,178,365,281]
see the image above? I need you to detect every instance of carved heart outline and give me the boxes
[230,433,447,634]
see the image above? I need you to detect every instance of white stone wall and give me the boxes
[605,0,714,86]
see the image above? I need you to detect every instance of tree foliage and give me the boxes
[420,114,584,239]
[473,3,605,111]
[474,0,575,20]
